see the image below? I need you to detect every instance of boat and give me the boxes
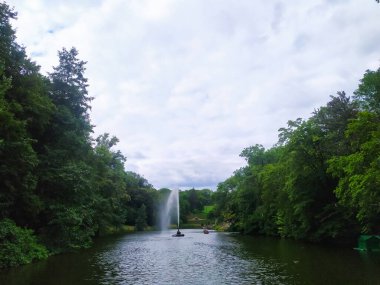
[203,228,209,234]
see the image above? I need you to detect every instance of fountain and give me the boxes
[160,188,184,237]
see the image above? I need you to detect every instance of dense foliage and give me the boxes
[0,219,48,268]
[213,70,380,243]
[179,188,213,223]
[1,0,379,268]
[0,2,156,266]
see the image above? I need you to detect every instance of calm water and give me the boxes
[1,229,380,285]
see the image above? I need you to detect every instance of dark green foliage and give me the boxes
[329,69,380,234]
[0,3,51,228]
[49,47,93,126]
[0,219,48,268]
[214,69,379,243]
[2,0,380,268]
[125,172,156,227]
[92,133,130,236]
[135,204,147,231]
[41,205,95,252]
[177,188,213,224]
[0,2,159,265]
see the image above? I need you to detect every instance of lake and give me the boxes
[1,229,380,284]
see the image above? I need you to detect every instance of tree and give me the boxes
[213,91,360,241]
[92,133,129,235]
[135,204,147,231]
[49,47,93,125]
[329,112,380,234]
[0,2,161,263]
[125,172,157,227]
[0,3,52,227]
[36,48,96,251]
[354,67,380,114]
[0,219,48,268]
[327,67,380,234]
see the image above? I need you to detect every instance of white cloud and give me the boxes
[6,0,380,189]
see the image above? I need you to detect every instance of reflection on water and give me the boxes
[1,229,380,285]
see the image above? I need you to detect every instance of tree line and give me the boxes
[0,2,159,267]
[1,0,379,269]
[212,68,380,244]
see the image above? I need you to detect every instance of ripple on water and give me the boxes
[92,230,282,285]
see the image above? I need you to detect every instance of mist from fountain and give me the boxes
[159,188,180,231]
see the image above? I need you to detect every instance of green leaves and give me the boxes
[328,111,380,233]
[0,219,48,268]
[214,67,380,241]
[135,204,147,231]
[0,2,159,265]
[354,68,380,114]
[43,205,95,251]
[49,47,92,120]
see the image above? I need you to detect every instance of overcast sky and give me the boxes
[6,0,380,190]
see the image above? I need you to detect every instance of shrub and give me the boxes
[0,219,48,268]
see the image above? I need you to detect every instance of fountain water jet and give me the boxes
[159,188,184,237]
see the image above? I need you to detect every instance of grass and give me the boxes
[203,205,215,214]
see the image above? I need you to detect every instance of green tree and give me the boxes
[214,91,359,242]
[328,67,380,234]
[125,172,157,227]
[329,112,380,234]
[36,47,95,251]
[135,204,147,231]
[0,3,53,227]
[92,133,130,235]
[0,219,48,268]
[354,67,380,114]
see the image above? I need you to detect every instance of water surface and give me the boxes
[1,229,379,284]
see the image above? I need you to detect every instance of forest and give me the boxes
[212,73,380,243]
[0,2,161,267]
[1,1,380,269]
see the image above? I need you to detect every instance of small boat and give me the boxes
[203,228,209,234]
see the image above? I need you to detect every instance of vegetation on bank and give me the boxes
[0,2,213,268]
[0,219,48,268]
[211,71,380,244]
[0,2,156,267]
[1,0,380,269]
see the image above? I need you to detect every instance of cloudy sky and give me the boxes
[6,0,380,189]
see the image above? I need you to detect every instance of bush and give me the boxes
[0,219,48,268]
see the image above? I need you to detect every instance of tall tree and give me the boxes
[36,48,95,251]
[0,3,53,227]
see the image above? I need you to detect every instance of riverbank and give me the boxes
[0,222,156,269]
